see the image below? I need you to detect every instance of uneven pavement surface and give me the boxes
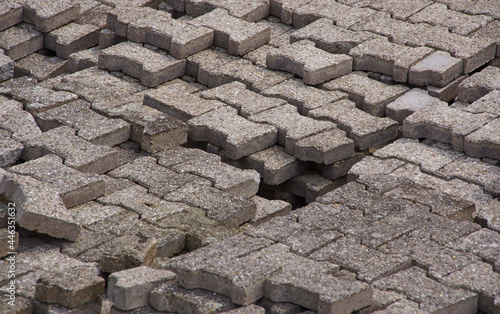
[0,0,499,313]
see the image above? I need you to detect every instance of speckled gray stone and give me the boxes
[465,90,500,117]
[185,47,239,85]
[267,40,352,85]
[107,6,157,37]
[458,66,500,103]
[23,0,80,33]
[108,266,175,311]
[0,23,43,61]
[464,118,500,160]
[282,172,334,203]
[294,129,354,165]
[0,130,23,167]
[45,22,100,58]
[249,195,291,225]
[0,99,42,142]
[386,88,447,124]
[185,0,269,22]
[14,53,68,81]
[409,51,463,87]
[367,0,432,20]
[189,8,270,56]
[470,20,500,57]
[449,229,500,270]
[0,53,13,82]
[0,1,23,31]
[68,47,101,72]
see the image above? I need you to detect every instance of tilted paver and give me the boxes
[457,66,500,103]
[22,0,80,33]
[0,23,43,61]
[184,0,269,22]
[0,1,23,31]
[44,22,100,58]
[408,51,463,88]
[386,88,447,124]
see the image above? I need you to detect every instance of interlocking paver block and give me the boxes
[14,53,68,81]
[10,155,105,208]
[68,47,101,72]
[189,8,270,56]
[188,106,278,160]
[150,281,236,313]
[408,51,463,88]
[102,0,157,8]
[0,23,43,61]
[322,72,409,117]
[249,104,336,155]
[76,3,113,29]
[373,299,426,314]
[367,0,432,20]
[249,195,291,225]
[310,99,398,150]
[185,0,269,22]
[0,130,23,167]
[0,99,42,142]
[144,82,225,121]
[108,266,176,311]
[269,0,312,25]
[374,267,477,313]
[470,20,500,57]
[262,78,348,115]
[185,47,239,85]
[127,10,214,59]
[386,88,448,124]
[290,18,374,54]
[409,3,493,36]
[465,90,500,117]
[293,0,376,29]
[0,53,13,82]
[267,40,353,85]
[0,1,23,31]
[349,37,434,83]
[36,99,130,147]
[294,129,354,165]
[403,104,494,152]
[98,41,186,87]
[464,118,500,160]
[107,6,158,37]
[22,126,123,174]
[108,156,203,197]
[45,22,100,58]
[201,81,286,118]
[245,145,308,186]
[282,172,335,203]
[23,0,80,33]
[0,171,80,241]
[265,255,372,313]
[457,66,500,103]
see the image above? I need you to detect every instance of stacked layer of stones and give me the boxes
[0,0,499,313]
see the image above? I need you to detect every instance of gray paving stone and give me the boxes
[35,266,104,309]
[282,172,335,203]
[107,6,157,38]
[188,106,278,160]
[68,47,101,72]
[293,0,376,29]
[249,104,336,154]
[150,281,236,313]
[464,117,500,160]
[322,72,409,117]
[108,156,203,197]
[249,195,291,225]
[102,0,157,8]
[403,104,495,152]
[269,0,311,25]
[372,299,426,314]
[290,18,373,55]
[54,67,145,103]
[310,99,398,150]
[408,51,463,88]
[108,266,175,311]
[310,236,411,283]
[267,40,353,85]
[0,1,23,31]
[244,145,308,186]
[367,0,432,20]
[470,20,500,57]
[386,88,447,124]
[294,128,354,165]
[408,3,493,36]
[155,144,220,167]
[322,150,367,181]
[185,0,269,22]
[14,53,68,82]
[98,41,185,87]
[465,90,500,117]
[243,43,278,67]
[458,66,500,103]
[265,255,372,313]
[224,304,265,314]
[427,74,468,102]
[0,52,13,82]
[144,81,225,122]
[374,267,477,313]
[475,199,500,232]
[22,126,124,174]
[127,10,213,59]
[348,156,406,183]
[0,171,80,241]
[0,23,43,61]
[349,37,434,83]
[36,99,130,147]
[76,3,113,29]
[256,297,306,314]
[0,99,42,142]
[261,78,347,115]
[449,229,500,270]
[441,262,500,314]
[45,22,100,58]
[23,0,80,33]
[201,81,286,118]
[0,130,23,167]
[185,47,239,85]
[189,8,270,56]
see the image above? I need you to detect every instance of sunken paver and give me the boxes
[188,106,278,160]
[35,99,130,147]
[290,18,374,55]
[267,40,353,85]
[408,51,463,88]
[0,23,43,61]
[21,126,124,174]
[282,173,335,203]
[261,78,347,115]
[9,154,105,209]
[464,118,500,160]
[184,0,269,22]
[45,22,100,58]
[68,47,101,73]
[309,99,398,150]
[349,37,434,83]
[98,41,186,87]
[14,53,68,81]
[127,9,214,59]
[22,0,80,33]
[0,1,23,31]
[322,72,409,117]
[189,8,271,56]
[457,66,500,103]
[385,88,447,124]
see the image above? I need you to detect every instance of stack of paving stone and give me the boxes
[0,0,499,313]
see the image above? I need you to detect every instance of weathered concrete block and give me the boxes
[409,51,463,88]
[470,20,500,57]
[386,88,447,124]
[0,23,43,61]
[282,172,335,203]
[45,22,100,58]
[14,53,68,81]
[294,129,354,165]
[108,266,175,311]
[0,130,23,167]
[68,47,101,72]
[185,0,269,22]
[23,0,80,33]
[457,66,500,103]
[0,1,23,31]
[0,52,13,82]
[189,8,270,56]
[249,195,291,225]
[99,41,185,87]
[0,99,42,142]
[267,40,353,85]
[107,6,157,38]
[465,118,500,160]
[76,3,113,29]
[367,0,432,20]
[186,47,239,85]
[269,0,311,25]
[427,74,468,102]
